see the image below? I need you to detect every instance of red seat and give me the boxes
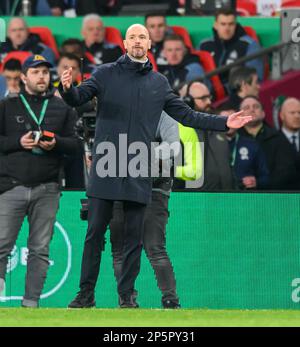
[170,26,194,51]
[192,50,226,101]
[105,27,125,53]
[282,0,300,7]
[147,51,158,72]
[243,26,259,42]
[29,27,59,59]
[236,0,257,16]
[0,51,32,72]
[85,51,96,64]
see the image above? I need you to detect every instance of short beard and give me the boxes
[130,48,147,59]
[246,119,263,128]
[25,82,48,95]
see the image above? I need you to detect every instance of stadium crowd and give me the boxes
[1,5,299,191]
[1,0,300,309]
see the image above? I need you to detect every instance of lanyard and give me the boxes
[20,94,49,130]
[230,133,239,167]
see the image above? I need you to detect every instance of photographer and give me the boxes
[0,55,79,308]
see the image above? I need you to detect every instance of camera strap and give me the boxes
[20,94,49,132]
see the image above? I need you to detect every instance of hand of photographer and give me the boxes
[39,138,56,151]
[20,131,39,149]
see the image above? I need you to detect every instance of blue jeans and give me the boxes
[0,183,60,305]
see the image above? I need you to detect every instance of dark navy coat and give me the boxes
[60,54,228,204]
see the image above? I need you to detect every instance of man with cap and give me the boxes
[0,55,80,307]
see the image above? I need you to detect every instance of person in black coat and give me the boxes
[0,55,79,308]
[59,24,251,309]
[239,96,298,190]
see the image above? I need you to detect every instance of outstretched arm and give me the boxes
[58,67,103,107]
[163,82,251,131]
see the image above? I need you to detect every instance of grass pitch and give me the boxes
[0,308,300,327]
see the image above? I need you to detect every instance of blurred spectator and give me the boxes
[199,8,264,86]
[0,0,48,15]
[145,13,173,67]
[60,38,95,75]
[2,59,22,96]
[159,34,209,90]
[0,18,56,65]
[52,53,81,87]
[47,0,64,16]
[257,0,282,16]
[174,81,235,191]
[239,96,298,190]
[226,66,260,110]
[76,0,123,16]
[81,14,123,66]
[221,108,269,190]
[280,97,300,189]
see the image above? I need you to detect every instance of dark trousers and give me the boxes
[80,197,146,297]
[110,192,179,304]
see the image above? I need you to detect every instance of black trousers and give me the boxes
[110,192,179,304]
[79,197,146,297]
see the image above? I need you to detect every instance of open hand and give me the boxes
[226,111,252,129]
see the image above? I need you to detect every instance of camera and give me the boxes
[32,130,41,142]
[32,130,55,142]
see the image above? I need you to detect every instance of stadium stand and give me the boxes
[29,27,60,59]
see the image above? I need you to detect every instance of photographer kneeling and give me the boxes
[0,55,80,307]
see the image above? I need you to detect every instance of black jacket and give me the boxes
[197,130,236,191]
[0,89,79,193]
[158,53,208,90]
[239,124,298,190]
[84,41,123,66]
[199,23,264,84]
[59,54,228,204]
[0,34,56,65]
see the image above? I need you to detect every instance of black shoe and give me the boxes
[162,300,181,309]
[68,290,96,308]
[119,292,139,308]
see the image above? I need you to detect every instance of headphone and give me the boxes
[182,81,196,109]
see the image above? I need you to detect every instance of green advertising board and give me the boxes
[1,192,300,309]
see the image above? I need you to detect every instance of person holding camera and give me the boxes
[0,54,79,307]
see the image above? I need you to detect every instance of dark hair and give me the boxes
[61,38,83,50]
[163,34,185,46]
[229,66,258,92]
[215,8,237,20]
[3,58,22,72]
[145,12,166,23]
[239,95,262,109]
[215,103,237,114]
[57,53,81,67]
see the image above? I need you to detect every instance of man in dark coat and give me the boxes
[239,96,298,190]
[59,24,251,308]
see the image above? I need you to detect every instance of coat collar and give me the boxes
[116,54,153,74]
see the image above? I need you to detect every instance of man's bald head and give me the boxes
[280,97,300,132]
[188,82,212,112]
[8,17,29,48]
[125,24,150,39]
[124,24,151,61]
